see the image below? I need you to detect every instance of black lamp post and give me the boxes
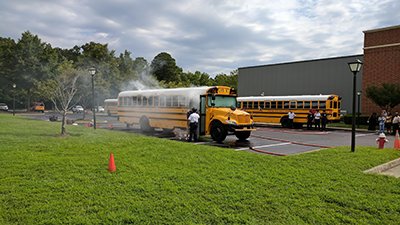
[89,67,96,130]
[357,91,362,128]
[13,83,16,116]
[348,59,363,152]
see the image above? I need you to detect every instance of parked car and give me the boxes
[96,106,104,113]
[30,102,45,113]
[0,103,8,111]
[72,105,84,114]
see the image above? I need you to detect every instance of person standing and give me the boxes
[187,108,200,142]
[314,110,321,131]
[385,112,392,134]
[392,112,399,135]
[288,110,296,128]
[321,110,328,131]
[307,110,314,130]
[378,113,386,134]
[367,112,377,131]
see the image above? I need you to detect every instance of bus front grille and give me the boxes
[238,115,251,123]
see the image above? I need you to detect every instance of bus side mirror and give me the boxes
[212,94,216,100]
[211,102,215,106]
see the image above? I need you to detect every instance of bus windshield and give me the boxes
[208,95,237,107]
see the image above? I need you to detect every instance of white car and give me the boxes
[0,103,8,111]
[94,106,104,113]
[72,105,84,114]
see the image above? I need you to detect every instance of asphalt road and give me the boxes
[20,111,396,157]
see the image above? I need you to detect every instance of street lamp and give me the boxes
[89,67,96,130]
[357,91,362,128]
[13,83,16,116]
[348,59,363,152]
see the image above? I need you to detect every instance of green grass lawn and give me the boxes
[1,114,400,224]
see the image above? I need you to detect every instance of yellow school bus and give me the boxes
[118,86,255,142]
[237,94,341,128]
[104,99,118,116]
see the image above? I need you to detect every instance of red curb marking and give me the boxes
[249,147,288,156]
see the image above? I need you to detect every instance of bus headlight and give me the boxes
[225,120,237,125]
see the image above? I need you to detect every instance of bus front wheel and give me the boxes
[140,116,154,133]
[211,123,227,142]
[235,131,251,141]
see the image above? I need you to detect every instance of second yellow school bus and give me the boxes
[104,99,118,116]
[118,86,255,142]
[237,94,341,128]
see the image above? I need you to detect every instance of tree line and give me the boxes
[0,31,238,111]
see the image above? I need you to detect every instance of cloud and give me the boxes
[0,0,399,76]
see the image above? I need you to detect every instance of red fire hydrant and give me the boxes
[376,133,389,149]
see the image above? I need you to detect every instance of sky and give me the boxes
[0,0,399,76]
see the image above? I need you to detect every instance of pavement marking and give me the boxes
[356,133,376,137]
[235,142,291,151]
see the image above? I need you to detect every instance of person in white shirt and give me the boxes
[187,108,200,142]
[314,110,321,131]
[287,110,296,128]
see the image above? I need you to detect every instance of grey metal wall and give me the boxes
[238,55,364,114]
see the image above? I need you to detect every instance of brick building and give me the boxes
[362,25,400,115]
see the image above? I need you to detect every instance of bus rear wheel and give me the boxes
[140,116,154,133]
[235,131,251,141]
[281,117,290,128]
[211,122,227,142]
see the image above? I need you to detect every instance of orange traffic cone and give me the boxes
[108,154,116,172]
[110,124,113,130]
[394,131,400,150]
[86,123,89,127]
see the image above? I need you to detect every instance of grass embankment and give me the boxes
[1,114,400,224]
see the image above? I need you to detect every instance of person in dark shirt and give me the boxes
[321,110,328,131]
[307,110,314,130]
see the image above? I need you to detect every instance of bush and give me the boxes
[344,114,370,125]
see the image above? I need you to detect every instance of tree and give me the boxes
[39,68,83,135]
[365,83,400,112]
[211,69,238,91]
[150,52,182,83]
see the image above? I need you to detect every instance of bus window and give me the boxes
[265,101,270,109]
[243,102,248,108]
[123,97,128,106]
[248,102,253,109]
[334,101,338,109]
[330,101,333,108]
[128,97,132,106]
[143,96,148,106]
[312,101,318,109]
[132,97,137,106]
[297,101,303,109]
[259,102,264,109]
[138,96,142,106]
[319,101,326,109]
[254,102,259,109]
[173,96,179,107]
[148,96,153,106]
[284,101,289,109]
[290,101,296,109]
[160,96,165,107]
[304,101,310,109]
[166,96,172,107]
[338,101,341,109]
[271,101,276,109]
[277,101,283,109]
[179,96,186,107]
[154,96,159,106]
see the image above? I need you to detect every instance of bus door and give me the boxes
[199,95,207,135]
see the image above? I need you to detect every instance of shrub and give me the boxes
[344,114,370,125]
